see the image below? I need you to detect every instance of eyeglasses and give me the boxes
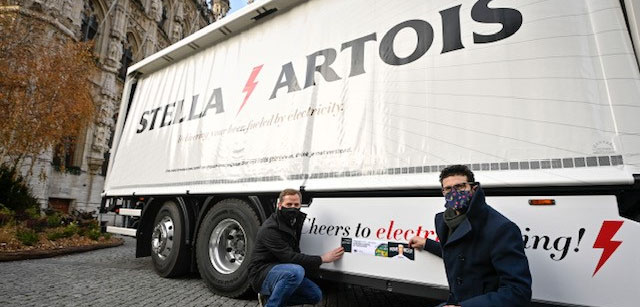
[441,182,477,195]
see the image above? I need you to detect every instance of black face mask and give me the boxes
[278,207,300,226]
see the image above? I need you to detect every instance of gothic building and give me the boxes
[5,0,234,213]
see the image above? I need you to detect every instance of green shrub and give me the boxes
[47,213,62,227]
[61,222,78,238]
[86,228,101,241]
[0,165,39,217]
[46,230,65,241]
[102,232,111,240]
[16,228,39,246]
[24,206,40,219]
[0,204,14,226]
[47,222,79,241]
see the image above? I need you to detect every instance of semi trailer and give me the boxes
[102,0,640,306]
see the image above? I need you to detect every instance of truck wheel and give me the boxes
[150,200,190,277]
[196,199,260,298]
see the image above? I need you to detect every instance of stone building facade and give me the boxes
[5,0,235,214]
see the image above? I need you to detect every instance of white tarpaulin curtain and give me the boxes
[104,0,640,196]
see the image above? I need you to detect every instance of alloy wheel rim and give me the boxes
[151,215,175,260]
[209,218,247,274]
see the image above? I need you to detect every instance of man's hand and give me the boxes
[321,247,345,263]
[408,236,426,249]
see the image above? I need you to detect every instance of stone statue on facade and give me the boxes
[172,22,182,42]
[174,2,184,22]
[44,0,62,16]
[62,0,73,19]
[143,35,156,57]
[150,0,163,22]
[107,39,122,68]
[102,72,116,97]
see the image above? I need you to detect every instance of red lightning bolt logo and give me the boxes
[592,220,624,276]
[238,65,264,115]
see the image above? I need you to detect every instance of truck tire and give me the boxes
[150,200,190,277]
[196,199,260,298]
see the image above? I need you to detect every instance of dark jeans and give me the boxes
[260,264,322,307]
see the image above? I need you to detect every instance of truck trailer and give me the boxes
[102,0,640,306]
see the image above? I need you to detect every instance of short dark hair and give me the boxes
[439,165,475,184]
[278,188,301,203]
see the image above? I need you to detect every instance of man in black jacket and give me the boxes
[248,188,344,307]
[409,165,532,306]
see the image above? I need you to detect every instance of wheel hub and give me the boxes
[209,218,247,274]
[151,216,175,260]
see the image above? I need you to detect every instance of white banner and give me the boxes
[301,196,640,307]
[105,0,640,196]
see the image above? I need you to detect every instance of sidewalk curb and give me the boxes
[0,238,125,262]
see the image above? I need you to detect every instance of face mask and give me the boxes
[444,189,473,212]
[279,207,300,226]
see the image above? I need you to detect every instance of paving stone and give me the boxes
[0,236,438,306]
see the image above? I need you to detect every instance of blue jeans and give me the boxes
[260,264,322,307]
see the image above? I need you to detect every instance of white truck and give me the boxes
[102,0,640,306]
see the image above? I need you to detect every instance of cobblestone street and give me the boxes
[0,237,439,306]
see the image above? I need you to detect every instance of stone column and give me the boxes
[111,1,127,41]
[144,26,158,57]
[87,71,117,176]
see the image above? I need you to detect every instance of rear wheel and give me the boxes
[196,199,260,297]
[150,200,190,277]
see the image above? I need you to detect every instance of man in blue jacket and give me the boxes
[248,188,344,307]
[409,165,532,306]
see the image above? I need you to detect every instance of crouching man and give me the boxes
[409,165,532,306]
[248,188,344,307]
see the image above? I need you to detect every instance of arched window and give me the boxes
[52,137,75,169]
[118,46,132,80]
[81,1,99,42]
[119,34,139,80]
[160,5,168,29]
[101,111,119,176]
